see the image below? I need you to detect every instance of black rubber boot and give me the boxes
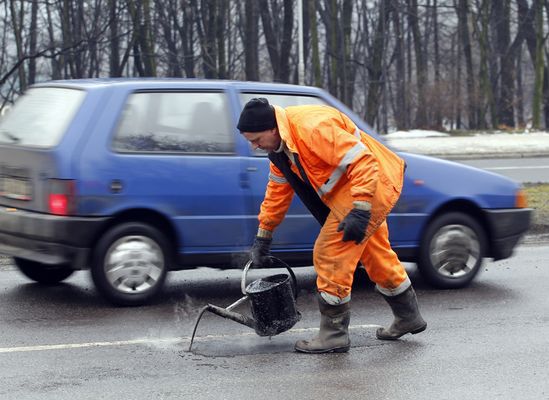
[376,286,427,340]
[295,294,351,353]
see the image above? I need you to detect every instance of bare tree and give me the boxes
[9,0,27,91]
[243,0,260,81]
[361,1,390,127]
[307,0,321,87]
[258,0,294,83]
[456,0,478,128]
[532,0,544,128]
[408,0,428,128]
[155,0,183,77]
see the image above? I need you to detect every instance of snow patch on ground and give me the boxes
[386,130,450,138]
[384,130,549,156]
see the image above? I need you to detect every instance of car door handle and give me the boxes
[247,167,258,172]
[109,179,124,193]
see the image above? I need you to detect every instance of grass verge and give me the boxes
[524,183,549,234]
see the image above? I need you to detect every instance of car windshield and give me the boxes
[0,87,85,147]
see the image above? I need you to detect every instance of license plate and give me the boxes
[0,176,32,201]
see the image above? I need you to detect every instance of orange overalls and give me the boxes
[258,105,410,300]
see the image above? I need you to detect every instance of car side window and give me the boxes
[113,91,234,154]
[239,93,328,155]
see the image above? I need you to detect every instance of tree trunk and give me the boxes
[365,1,389,126]
[407,0,427,128]
[318,0,338,94]
[532,0,544,129]
[516,44,525,127]
[28,0,38,85]
[244,0,259,81]
[9,0,27,91]
[308,0,321,87]
[195,0,217,78]
[109,0,121,77]
[216,1,227,79]
[456,0,477,128]
[477,0,496,128]
[454,30,463,129]
[390,1,406,130]
[45,3,61,80]
[432,0,442,129]
[341,0,354,106]
[258,0,294,83]
[494,0,515,127]
[178,0,196,78]
[156,0,183,77]
[516,0,549,128]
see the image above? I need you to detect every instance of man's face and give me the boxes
[242,128,281,152]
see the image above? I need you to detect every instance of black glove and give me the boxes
[250,236,272,267]
[337,208,371,244]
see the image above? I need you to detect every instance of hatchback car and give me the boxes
[0,79,532,305]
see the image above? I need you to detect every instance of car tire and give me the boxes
[417,212,487,289]
[91,222,170,306]
[14,257,74,284]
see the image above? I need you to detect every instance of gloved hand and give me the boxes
[337,208,371,244]
[250,236,272,268]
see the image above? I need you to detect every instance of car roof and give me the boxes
[29,77,380,141]
[31,78,326,95]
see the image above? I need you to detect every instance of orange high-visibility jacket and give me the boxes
[259,105,405,240]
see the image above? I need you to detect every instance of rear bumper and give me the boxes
[0,206,107,268]
[484,208,533,260]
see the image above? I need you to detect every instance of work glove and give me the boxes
[250,236,273,268]
[337,208,371,244]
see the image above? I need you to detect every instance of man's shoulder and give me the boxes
[286,105,341,125]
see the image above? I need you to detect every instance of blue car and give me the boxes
[0,79,532,305]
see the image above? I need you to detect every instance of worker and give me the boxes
[237,98,426,353]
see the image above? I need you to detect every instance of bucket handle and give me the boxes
[241,256,299,300]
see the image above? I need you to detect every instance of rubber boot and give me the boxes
[294,294,351,353]
[376,286,427,340]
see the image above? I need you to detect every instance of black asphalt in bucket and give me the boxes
[246,272,300,336]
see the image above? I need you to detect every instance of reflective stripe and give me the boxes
[354,128,361,138]
[320,291,351,305]
[376,276,411,297]
[317,141,366,196]
[269,172,288,184]
[257,228,273,238]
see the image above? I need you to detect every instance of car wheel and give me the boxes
[91,222,170,306]
[14,257,74,284]
[417,212,487,288]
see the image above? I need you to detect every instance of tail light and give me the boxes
[48,179,75,216]
[515,189,528,208]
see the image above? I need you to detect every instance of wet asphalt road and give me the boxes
[1,241,548,400]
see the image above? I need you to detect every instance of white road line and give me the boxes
[485,166,549,170]
[0,324,380,354]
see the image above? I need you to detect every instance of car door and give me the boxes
[80,88,253,256]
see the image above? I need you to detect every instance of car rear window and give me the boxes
[0,87,85,148]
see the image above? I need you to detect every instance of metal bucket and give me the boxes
[245,265,301,336]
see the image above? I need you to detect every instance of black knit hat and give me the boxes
[237,98,276,132]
